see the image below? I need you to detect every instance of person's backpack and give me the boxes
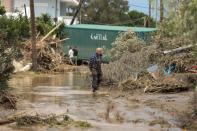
[73,48,78,56]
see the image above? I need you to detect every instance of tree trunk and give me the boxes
[29,0,37,71]
[70,0,85,25]
[160,0,164,22]
[148,0,152,27]
[149,0,152,18]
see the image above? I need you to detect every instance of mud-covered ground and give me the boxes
[0,72,195,131]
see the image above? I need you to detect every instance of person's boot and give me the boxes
[92,86,98,93]
[93,88,96,93]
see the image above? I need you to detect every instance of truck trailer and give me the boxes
[64,24,157,61]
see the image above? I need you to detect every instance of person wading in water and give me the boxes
[89,48,103,92]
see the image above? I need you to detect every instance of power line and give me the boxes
[82,17,146,25]
[129,3,159,10]
[129,3,168,13]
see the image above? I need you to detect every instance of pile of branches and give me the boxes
[154,36,196,73]
[118,73,197,93]
[0,90,17,109]
[153,35,193,51]
[102,31,197,93]
[102,31,161,83]
[22,37,65,72]
[15,115,61,126]
[110,31,145,61]
[102,49,160,83]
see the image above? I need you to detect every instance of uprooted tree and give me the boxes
[102,0,197,93]
[102,31,196,92]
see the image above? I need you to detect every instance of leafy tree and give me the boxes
[36,14,53,35]
[160,0,197,42]
[36,14,67,38]
[0,5,6,15]
[81,0,129,24]
[0,16,24,89]
[126,10,156,27]
[0,15,30,43]
[0,40,15,89]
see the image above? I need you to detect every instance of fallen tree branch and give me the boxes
[49,38,70,45]
[40,22,63,42]
[0,120,15,125]
[163,44,197,55]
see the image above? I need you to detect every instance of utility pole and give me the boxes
[24,4,28,19]
[30,0,37,71]
[148,0,152,27]
[160,0,164,22]
[149,0,152,18]
[70,0,85,25]
[155,0,158,28]
[55,0,58,23]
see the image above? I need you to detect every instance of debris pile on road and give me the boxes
[102,31,197,93]
[12,22,72,72]
[21,37,67,72]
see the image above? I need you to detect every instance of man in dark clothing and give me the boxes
[73,46,78,65]
[89,48,103,92]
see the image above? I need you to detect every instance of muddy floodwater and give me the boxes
[0,72,193,131]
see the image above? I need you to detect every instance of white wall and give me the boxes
[12,0,78,25]
[14,0,60,18]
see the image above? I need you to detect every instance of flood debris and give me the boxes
[18,36,71,72]
[12,22,71,73]
[0,90,17,109]
[0,114,92,128]
[102,31,197,93]
[15,115,60,126]
[149,117,171,128]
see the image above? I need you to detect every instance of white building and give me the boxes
[1,0,79,25]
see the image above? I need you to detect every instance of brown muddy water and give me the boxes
[0,72,192,131]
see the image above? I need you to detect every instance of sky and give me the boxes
[128,0,149,14]
[128,0,159,20]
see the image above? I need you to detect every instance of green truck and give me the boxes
[64,24,156,61]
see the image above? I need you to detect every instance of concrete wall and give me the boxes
[1,0,78,24]
[14,0,60,18]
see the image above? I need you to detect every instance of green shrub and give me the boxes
[36,14,67,38]
[36,14,53,35]
[0,15,30,44]
[55,23,68,39]
[0,40,15,89]
[0,15,28,89]
[0,6,6,15]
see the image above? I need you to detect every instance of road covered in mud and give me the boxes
[0,72,194,131]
